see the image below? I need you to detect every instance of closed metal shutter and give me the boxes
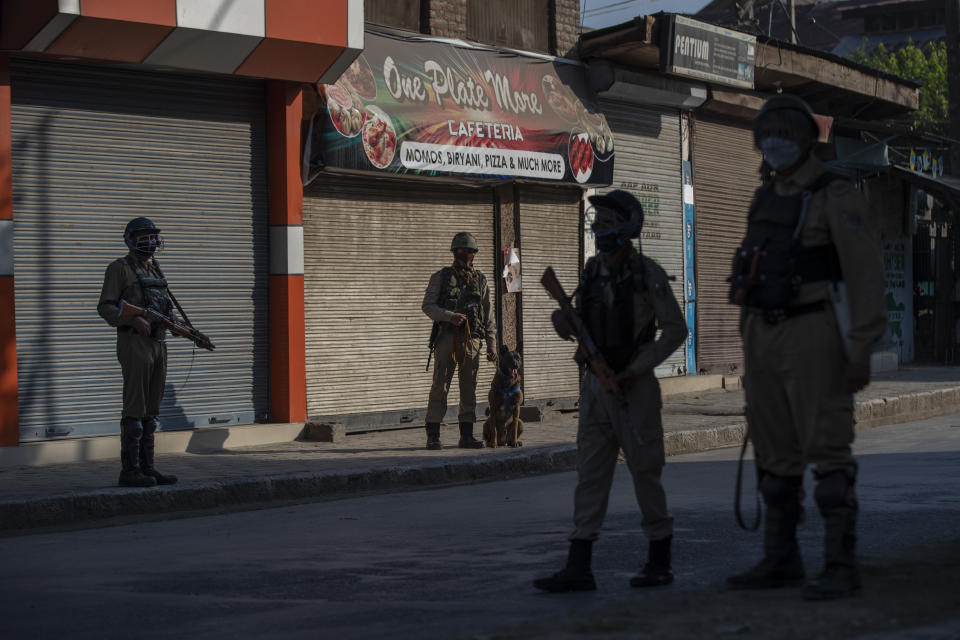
[302,175,496,430]
[11,58,270,441]
[691,116,762,374]
[596,100,686,377]
[519,185,582,403]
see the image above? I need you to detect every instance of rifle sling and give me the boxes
[151,258,195,329]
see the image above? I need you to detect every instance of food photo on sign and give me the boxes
[302,28,614,186]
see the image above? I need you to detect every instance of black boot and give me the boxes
[804,471,861,600]
[457,422,484,449]
[533,539,597,592]
[631,535,674,587]
[118,417,156,488]
[425,422,442,450]
[139,417,178,485]
[727,474,805,589]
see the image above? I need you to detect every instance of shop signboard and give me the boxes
[660,15,755,89]
[305,29,614,186]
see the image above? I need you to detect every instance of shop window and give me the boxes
[365,0,422,32]
[896,13,915,30]
[863,15,881,33]
[881,13,897,31]
[466,0,550,53]
[918,9,936,27]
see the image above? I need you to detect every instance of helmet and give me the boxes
[124,217,163,257]
[450,232,479,252]
[754,94,818,147]
[588,190,643,238]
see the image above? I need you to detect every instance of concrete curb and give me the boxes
[4,386,960,532]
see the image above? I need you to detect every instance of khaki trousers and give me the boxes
[571,370,673,541]
[743,307,857,478]
[117,331,167,419]
[426,326,482,424]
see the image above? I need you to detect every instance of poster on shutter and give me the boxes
[305,28,614,187]
[503,247,522,292]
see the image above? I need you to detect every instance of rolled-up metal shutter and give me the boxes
[596,100,686,377]
[519,185,582,403]
[302,175,496,430]
[11,58,270,441]
[691,115,762,374]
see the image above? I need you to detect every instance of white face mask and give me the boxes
[759,137,803,170]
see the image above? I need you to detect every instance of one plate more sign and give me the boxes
[661,15,756,89]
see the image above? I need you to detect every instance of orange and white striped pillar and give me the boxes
[0,54,18,446]
[267,81,307,424]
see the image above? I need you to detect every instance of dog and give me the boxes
[482,345,524,448]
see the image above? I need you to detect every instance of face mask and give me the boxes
[595,229,624,253]
[759,137,803,170]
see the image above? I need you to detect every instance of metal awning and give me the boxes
[892,166,960,212]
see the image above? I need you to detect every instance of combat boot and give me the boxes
[457,422,484,449]
[630,535,674,587]
[533,539,597,592]
[425,422,442,450]
[118,418,156,488]
[139,417,178,485]
[727,474,805,589]
[803,471,861,600]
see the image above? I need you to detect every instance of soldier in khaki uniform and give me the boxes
[534,190,687,592]
[422,232,497,450]
[97,217,179,488]
[726,95,886,600]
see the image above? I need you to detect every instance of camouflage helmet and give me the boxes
[450,232,479,252]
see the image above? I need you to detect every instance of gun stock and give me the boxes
[539,268,621,395]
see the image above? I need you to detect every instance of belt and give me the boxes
[748,301,827,325]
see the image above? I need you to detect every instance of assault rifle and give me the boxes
[540,267,620,395]
[118,300,215,351]
[425,321,440,371]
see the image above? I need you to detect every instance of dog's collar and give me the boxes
[494,385,521,395]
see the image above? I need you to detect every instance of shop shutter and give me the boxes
[10,58,270,441]
[519,185,582,403]
[691,116,762,374]
[302,175,496,430]
[596,100,686,377]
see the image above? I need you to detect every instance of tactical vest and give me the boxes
[438,265,487,338]
[127,255,173,339]
[729,172,844,309]
[581,256,656,373]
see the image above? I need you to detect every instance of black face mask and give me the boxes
[595,230,625,253]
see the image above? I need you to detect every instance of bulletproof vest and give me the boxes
[729,172,844,309]
[127,256,173,339]
[581,257,656,373]
[438,265,486,337]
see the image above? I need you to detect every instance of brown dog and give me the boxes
[482,346,524,447]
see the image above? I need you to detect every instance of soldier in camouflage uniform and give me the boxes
[422,232,497,450]
[97,217,179,488]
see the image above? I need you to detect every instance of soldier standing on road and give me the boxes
[97,218,179,488]
[533,190,687,592]
[422,232,497,450]
[726,95,886,600]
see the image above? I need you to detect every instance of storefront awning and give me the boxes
[0,0,362,83]
[892,166,960,212]
[304,28,614,187]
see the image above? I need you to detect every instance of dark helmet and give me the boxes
[588,189,643,238]
[450,232,479,252]
[124,217,163,256]
[753,94,818,147]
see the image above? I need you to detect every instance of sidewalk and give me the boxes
[2,365,959,533]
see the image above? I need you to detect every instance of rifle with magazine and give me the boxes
[540,267,621,396]
[118,300,215,351]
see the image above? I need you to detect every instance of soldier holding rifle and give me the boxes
[97,217,212,488]
[534,190,687,592]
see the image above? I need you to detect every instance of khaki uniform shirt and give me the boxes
[772,155,887,364]
[97,254,167,335]
[422,264,495,351]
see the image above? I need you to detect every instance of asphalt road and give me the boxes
[2,414,960,640]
